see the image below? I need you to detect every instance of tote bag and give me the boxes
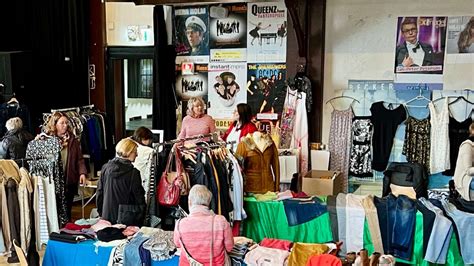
[158,150,183,206]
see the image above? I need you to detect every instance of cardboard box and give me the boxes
[302,170,343,196]
[310,150,330,170]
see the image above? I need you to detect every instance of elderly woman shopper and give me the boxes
[178,96,216,140]
[97,138,145,225]
[174,184,233,265]
[0,117,33,159]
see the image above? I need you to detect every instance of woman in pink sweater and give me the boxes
[174,185,234,265]
[178,96,216,139]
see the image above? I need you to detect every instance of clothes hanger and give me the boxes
[404,87,431,108]
[7,93,19,105]
[325,95,360,110]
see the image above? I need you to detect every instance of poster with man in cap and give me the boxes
[174,6,210,63]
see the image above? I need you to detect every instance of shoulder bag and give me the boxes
[158,150,182,206]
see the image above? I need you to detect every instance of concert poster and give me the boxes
[174,6,210,64]
[247,2,287,63]
[207,63,247,119]
[209,3,247,62]
[175,64,208,101]
[246,63,287,123]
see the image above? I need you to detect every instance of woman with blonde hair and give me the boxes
[178,96,216,139]
[96,138,145,224]
[458,17,474,53]
[45,112,87,219]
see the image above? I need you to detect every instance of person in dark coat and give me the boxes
[0,117,33,159]
[96,138,145,224]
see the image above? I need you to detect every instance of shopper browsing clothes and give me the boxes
[453,122,474,200]
[0,117,33,159]
[222,103,257,149]
[178,96,216,139]
[174,185,233,265]
[131,126,155,195]
[45,112,87,220]
[97,138,145,224]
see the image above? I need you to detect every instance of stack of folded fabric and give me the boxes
[49,232,88,244]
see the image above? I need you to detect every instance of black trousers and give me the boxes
[65,183,78,221]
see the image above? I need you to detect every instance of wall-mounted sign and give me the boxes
[181,62,195,75]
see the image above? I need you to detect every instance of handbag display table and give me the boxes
[43,239,179,266]
[242,198,464,265]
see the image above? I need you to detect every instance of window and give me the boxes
[127,59,153,98]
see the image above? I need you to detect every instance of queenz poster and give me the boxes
[174,6,210,64]
[247,2,287,63]
[175,64,208,101]
[207,63,247,119]
[246,63,287,120]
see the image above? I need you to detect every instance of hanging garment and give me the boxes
[26,137,68,226]
[279,86,298,149]
[236,133,280,194]
[228,153,246,221]
[453,139,474,201]
[349,116,373,177]
[132,144,155,198]
[428,99,450,174]
[370,102,407,171]
[402,116,431,173]
[32,175,49,250]
[443,116,472,176]
[290,92,309,175]
[329,108,353,193]
[18,167,33,254]
[0,159,21,257]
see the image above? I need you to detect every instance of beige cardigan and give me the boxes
[453,139,474,200]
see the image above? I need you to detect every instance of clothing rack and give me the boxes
[155,132,220,149]
[50,104,95,113]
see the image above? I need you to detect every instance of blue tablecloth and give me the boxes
[43,239,180,266]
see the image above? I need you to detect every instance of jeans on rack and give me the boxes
[420,198,452,264]
[415,199,435,257]
[373,194,396,254]
[441,201,474,264]
[391,195,416,261]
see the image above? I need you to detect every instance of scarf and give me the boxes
[59,132,71,147]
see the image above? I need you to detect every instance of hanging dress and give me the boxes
[370,102,407,172]
[443,116,473,176]
[26,136,68,226]
[349,116,373,177]
[428,98,450,174]
[402,115,431,173]
[279,86,298,149]
[329,108,353,193]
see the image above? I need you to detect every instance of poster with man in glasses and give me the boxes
[394,16,447,74]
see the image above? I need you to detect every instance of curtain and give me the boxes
[153,5,178,140]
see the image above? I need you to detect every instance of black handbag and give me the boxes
[117,178,145,226]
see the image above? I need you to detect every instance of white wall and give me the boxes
[323,0,474,144]
[106,3,155,46]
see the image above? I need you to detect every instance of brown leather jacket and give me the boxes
[65,137,87,185]
[236,133,280,193]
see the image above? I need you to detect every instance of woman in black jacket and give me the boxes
[0,117,33,159]
[96,138,145,225]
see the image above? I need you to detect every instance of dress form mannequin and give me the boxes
[253,131,266,152]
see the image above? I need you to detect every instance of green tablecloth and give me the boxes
[243,198,464,265]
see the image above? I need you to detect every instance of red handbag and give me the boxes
[157,150,183,206]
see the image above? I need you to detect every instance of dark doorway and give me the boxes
[105,46,154,140]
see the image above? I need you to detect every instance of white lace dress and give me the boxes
[429,98,450,174]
